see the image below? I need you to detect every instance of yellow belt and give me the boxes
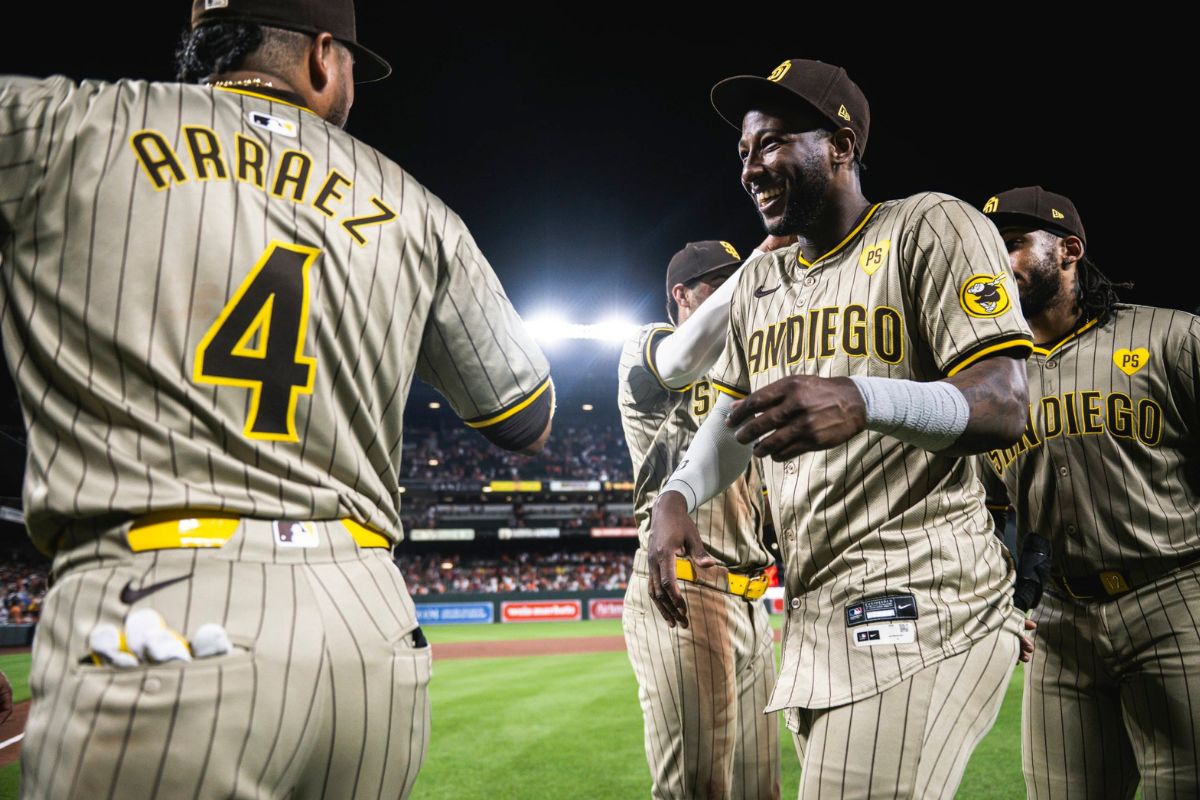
[675,557,770,601]
[126,513,390,552]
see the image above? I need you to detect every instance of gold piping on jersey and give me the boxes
[945,336,1035,377]
[464,378,553,428]
[1030,317,1101,356]
[711,379,748,399]
[643,326,691,393]
[797,203,881,267]
[214,85,317,115]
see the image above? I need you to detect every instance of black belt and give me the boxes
[1054,553,1200,602]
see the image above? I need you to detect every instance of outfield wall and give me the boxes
[415,590,627,625]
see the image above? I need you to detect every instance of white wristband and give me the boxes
[848,376,970,452]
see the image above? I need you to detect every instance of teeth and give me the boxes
[756,187,783,206]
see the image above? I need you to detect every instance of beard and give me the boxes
[1018,237,1067,318]
[762,151,832,237]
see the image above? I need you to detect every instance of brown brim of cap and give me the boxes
[675,257,742,293]
[986,212,1079,243]
[710,75,825,130]
[344,40,391,83]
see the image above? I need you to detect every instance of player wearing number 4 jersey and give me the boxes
[1,1,552,798]
[980,187,1200,799]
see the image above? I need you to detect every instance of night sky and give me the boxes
[0,8,1189,463]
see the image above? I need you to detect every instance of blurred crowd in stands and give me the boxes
[1,556,47,624]
[403,424,631,482]
[399,550,633,594]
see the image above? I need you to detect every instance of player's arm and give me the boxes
[652,235,794,389]
[416,212,554,454]
[727,196,1032,459]
[649,391,753,626]
[0,76,76,224]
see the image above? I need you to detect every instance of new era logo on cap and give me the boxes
[1052,209,1065,219]
[838,104,851,121]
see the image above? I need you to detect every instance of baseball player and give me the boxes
[647,59,1034,798]
[1,2,553,798]
[980,186,1200,799]
[620,239,785,800]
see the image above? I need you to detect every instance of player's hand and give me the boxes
[727,375,867,460]
[756,234,797,253]
[1019,617,1037,664]
[648,490,716,629]
[0,670,12,725]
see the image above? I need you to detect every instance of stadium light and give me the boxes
[523,314,637,343]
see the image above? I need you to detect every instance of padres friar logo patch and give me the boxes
[1114,348,1151,376]
[959,273,1012,318]
[859,240,890,275]
[767,61,792,82]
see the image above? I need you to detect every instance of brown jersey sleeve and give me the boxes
[415,210,552,451]
[901,195,1033,377]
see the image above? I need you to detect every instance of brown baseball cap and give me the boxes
[665,241,743,299]
[982,186,1087,248]
[191,0,391,83]
[711,59,870,160]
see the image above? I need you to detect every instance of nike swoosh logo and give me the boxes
[120,574,193,605]
[754,285,779,298]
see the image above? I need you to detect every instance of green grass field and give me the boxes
[0,620,1029,799]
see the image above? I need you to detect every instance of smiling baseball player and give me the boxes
[648,59,1033,798]
[981,186,1200,799]
[1,2,552,798]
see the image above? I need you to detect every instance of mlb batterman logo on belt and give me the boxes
[959,272,1012,318]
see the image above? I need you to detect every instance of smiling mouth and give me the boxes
[755,186,784,212]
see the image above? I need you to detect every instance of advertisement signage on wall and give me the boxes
[587,598,625,619]
[590,527,637,538]
[498,527,560,540]
[500,600,582,623]
[416,602,495,625]
[409,527,475,542]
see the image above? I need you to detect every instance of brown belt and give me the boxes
[1054,553,1200,602]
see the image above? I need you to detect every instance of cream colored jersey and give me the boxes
[710,192,1034,710]
[0,76,551,555]
[618,323,770,573]
[980,306,1200,577]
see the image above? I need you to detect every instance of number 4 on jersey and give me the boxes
[194,242,319,442]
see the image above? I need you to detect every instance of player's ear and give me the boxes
[670,283,690,314]
[308,32,339,91]
[830,128,856,169]
[1061,235,1084,267]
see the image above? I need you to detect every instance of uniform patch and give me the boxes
[845,594,917,627]
[853,621,916,647]
[274,520,319,548]
[1114,348,1151,376]
[246,111,297,139]
[858,240,890,275]
[959,273,1012,318]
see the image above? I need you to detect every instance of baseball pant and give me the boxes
[624,567,780,800]
[1023,564,1200,800]
[21,517,431,800]
[788,624,1018,800]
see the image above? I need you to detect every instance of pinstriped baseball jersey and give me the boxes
[980,306,1200,577]
[0,76,550,555]
[618,323,769,572]
[709,192,1034,710]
